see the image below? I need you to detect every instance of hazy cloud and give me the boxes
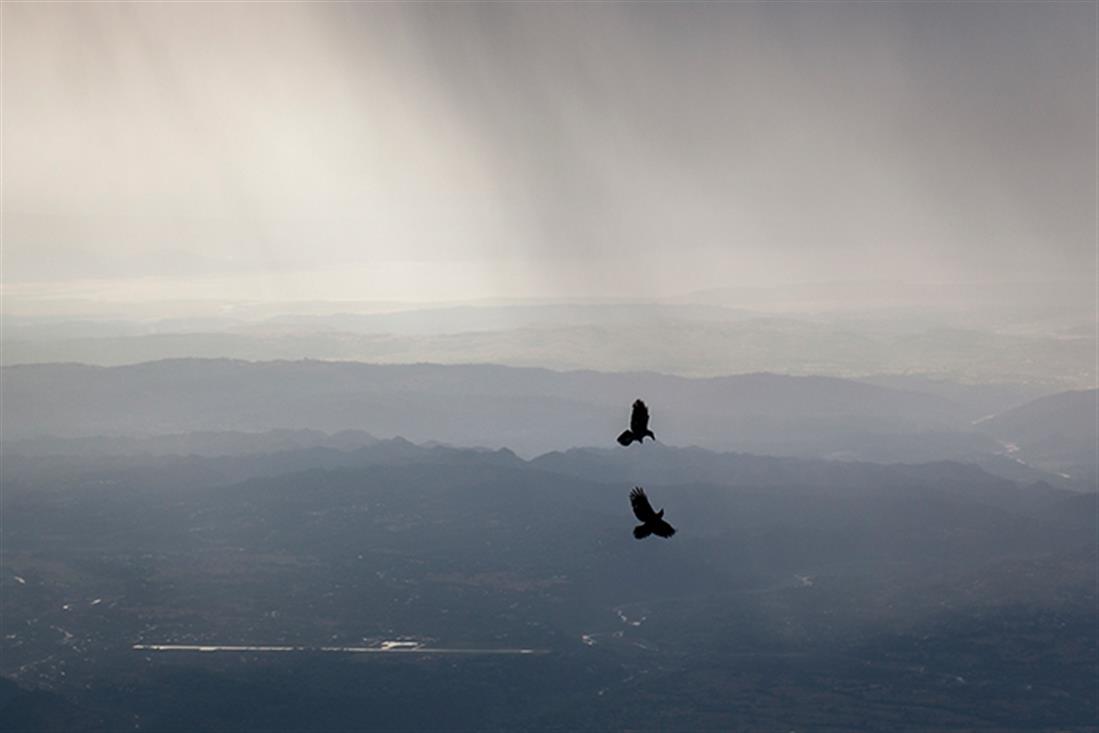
[3,2,1095,306]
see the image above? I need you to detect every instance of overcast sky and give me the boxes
[3,2,1096,311]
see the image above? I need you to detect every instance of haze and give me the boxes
[3,5,1097,731]
[4,1,1096,312]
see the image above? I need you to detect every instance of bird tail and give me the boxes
[642,430,655,442]
[633,524,652,540]
[617,430,635,446]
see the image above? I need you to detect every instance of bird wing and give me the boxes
[651,519,676,538]
[630,487,657,522]
[630,399,650,435]
[617,430,634,446]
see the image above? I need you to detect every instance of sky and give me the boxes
[3,1,1096,312]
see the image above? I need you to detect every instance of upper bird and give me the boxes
[629,487,676,539]
[617,399,655,446]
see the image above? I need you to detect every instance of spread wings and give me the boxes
[630,399,650,435]
[630,487,677,539]
[630,487,657,522]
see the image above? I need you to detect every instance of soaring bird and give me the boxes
[629,487,676,539]
[617,399,655,446]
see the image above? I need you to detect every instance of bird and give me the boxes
[629,487,676,539]
[617,399,655,446]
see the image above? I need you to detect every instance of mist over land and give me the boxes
[3,1,1097,731]
[5,286,1095,388]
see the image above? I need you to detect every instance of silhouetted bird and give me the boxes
[630,487,676,539]
[617,399,655,446]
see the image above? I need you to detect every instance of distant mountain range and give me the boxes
[4,303,1093,386]
[4,359,1093,489]
[0,435,1032,496]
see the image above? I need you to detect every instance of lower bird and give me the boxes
[629,487,676,539]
